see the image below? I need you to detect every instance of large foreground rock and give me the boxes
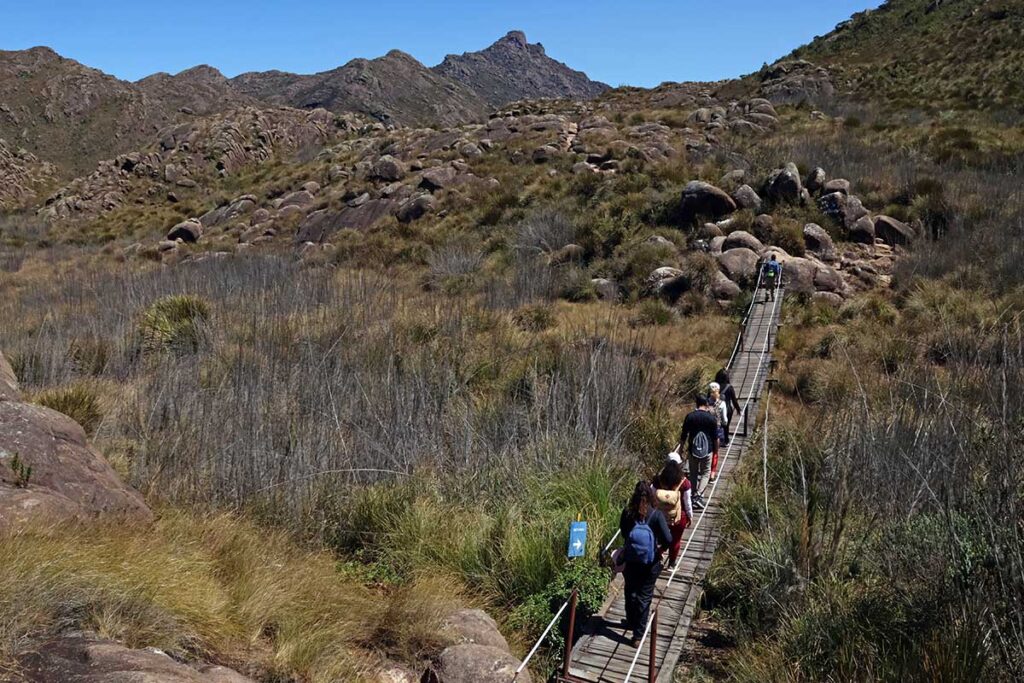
[17,633,253,682]
[441,609,510,651]
[0,352,152,533]
[874,215,914,246]
[422,644,529,683]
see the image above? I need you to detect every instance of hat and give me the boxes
[667,451,682,465]
[708,382,721,393]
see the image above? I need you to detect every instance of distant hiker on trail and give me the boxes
[763,253,782,301]
[619,480,672,647]
[715,368,741,442]
[707,382,728,482]
[652,460,692,566]
[679,396,719,510]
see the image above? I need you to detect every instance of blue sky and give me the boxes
[3,1,881,86]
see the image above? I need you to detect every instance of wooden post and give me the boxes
[562,588,578,678]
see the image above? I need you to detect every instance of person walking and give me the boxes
[679,396,719,510]
[715,368,741,444]
[763,253,782,301]
[707,382,728,482]
[652,460,692,566]
[619,481,672,647]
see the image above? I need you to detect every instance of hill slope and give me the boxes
[434,30,609,107]
[785,0,1023,111]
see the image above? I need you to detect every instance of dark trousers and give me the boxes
[623,561,661,640]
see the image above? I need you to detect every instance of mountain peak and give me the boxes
[433,30,607,107]
[501,30,529,47]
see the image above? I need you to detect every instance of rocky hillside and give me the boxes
[0,138,55,210]
[0,47,178,177]
[434,30,609,107]
[136,64,257,116]
[782,0,1023,111]
[231,50,488,127]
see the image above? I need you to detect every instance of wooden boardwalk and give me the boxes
[564,288,783,683]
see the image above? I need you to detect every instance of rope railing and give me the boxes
[513,263,782,682]
[622,266,783,682]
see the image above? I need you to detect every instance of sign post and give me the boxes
[567,520,588,558]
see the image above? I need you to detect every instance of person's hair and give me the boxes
[715,368,730,386]
[709,386,720,400]
[628,481,651,522]
[657,462,684,490]
[769,253,776,260]
[695,395,709,408]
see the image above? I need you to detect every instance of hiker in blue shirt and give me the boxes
[618,481,672,647]
[763,253,782,301]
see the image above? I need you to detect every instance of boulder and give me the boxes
[370,155,407,181]
[765,162,803,204]
[822,178,851,196]
[849,215,876,244]
[710,235,726,255]
[549,244,585,265]
[0,355,152,532]
[699,223,723,239]
[805,167,826,194]
[199,196,257,228]
[711,272,742,300]
[752,214,775,241]
[301,181,321,195]
[719,169,746,189]
[717,248,758,283]
[812,291,844,307]
[276,190,316,209]
[17,633,253,682]
[818,192,869,229]
[441,609,510,651]
[680,181,736,221]
[422,644,529,683]
[458,143,483,158]
[571,161,598,175]
[532,145,559,163]
[167,219,203,243]
[420,166,458,192]
[647,267,684,288]
[874,215,914,246]
[396,194,436,223]
[813,264,846,294]
[592,278,621,301]
[732,184,762,212]
[722,230,764,253]
[779,256,816,294]
[803,223,837,262]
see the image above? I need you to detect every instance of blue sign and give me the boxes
[567,521,588,558]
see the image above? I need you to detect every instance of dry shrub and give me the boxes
[32,383,103,434]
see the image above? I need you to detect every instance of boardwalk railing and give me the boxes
[514,265,783,682]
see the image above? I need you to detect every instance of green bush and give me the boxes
[632,299,673,326]
[34,384,103,434]
[139,295,211,354]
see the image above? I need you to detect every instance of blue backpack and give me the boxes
[624,518,656,565]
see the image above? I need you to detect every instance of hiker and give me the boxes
[715,368,741,443]
[652,460,692,566]
[619,480,672,647]
[762,253,782,301]
[679,396,719,510]
[707,382,728,482]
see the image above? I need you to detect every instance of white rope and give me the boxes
[512,598,570,679]
[763,381,773,541]
[623,270,783,682]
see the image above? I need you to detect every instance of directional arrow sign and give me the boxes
[567,521,588,558]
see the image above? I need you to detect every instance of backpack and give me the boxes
[623,517,656,565]
[691,430,712,459]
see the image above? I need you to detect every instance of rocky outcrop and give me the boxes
[434,31,608,107]
[874,215,915,246]
[0,139,55,209]
[758,60,836,105]
[765,163,804,204]
[17,633,252,682]
[0,351,152,533]
[423,644,529,683]
[803,223,837,262]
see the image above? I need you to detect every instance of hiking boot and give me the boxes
[709,471,718,482]
[692,495,706,510]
